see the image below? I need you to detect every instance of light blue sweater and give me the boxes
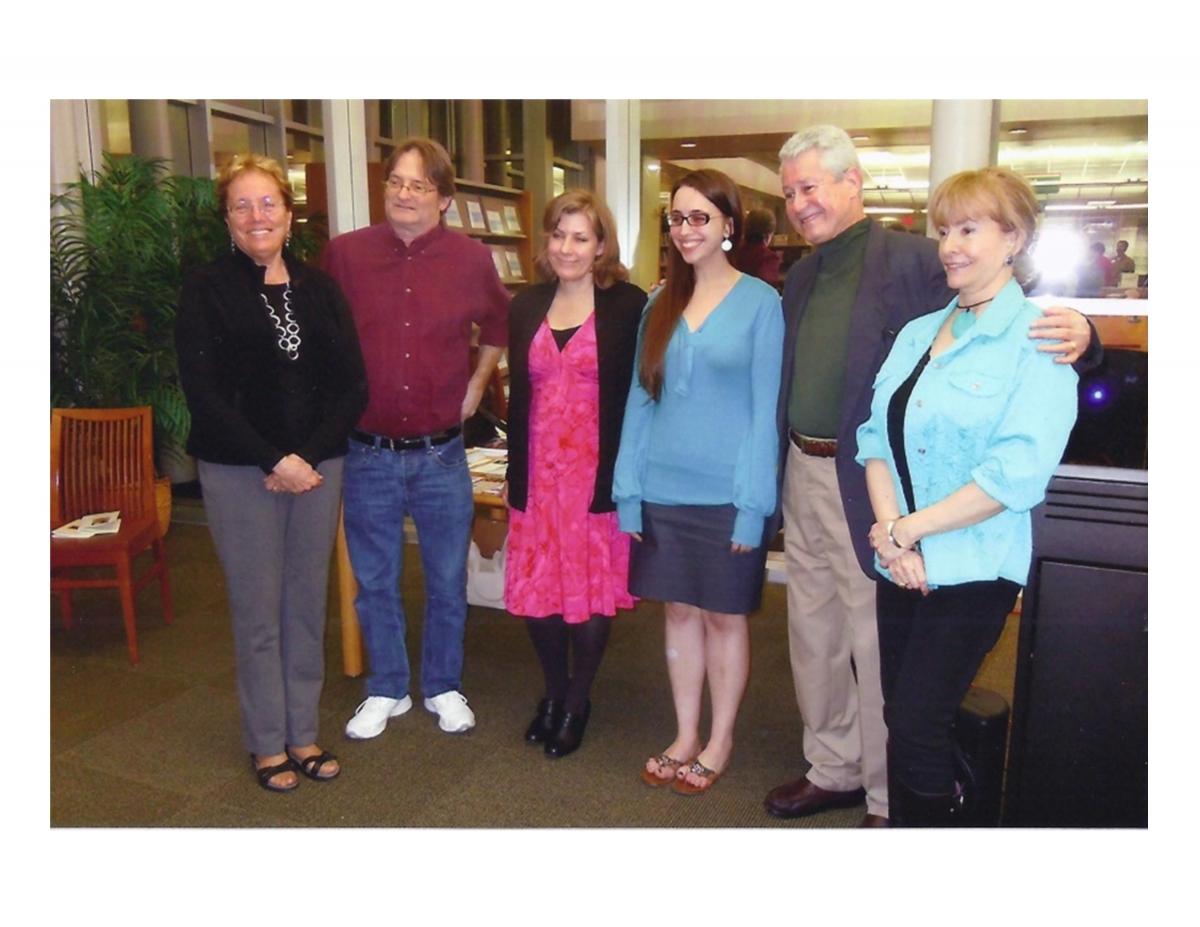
[855,278,1078,587]
[613,274,784,547]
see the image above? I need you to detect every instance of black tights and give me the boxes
[525,615,612,713]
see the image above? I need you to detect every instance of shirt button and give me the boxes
[404,321,411,327]
[404,353,410,358]
[403,385,409,391]
[405,288,411,294]
[918,448,926,454]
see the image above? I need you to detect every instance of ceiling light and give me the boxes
[680,142,697,148]
[646,163,660,173]
[1086,200,1117,207]
[851,135,870,142]
[1008,127,1028,135]
[864,207,914,215]
[1044,202,1148,212]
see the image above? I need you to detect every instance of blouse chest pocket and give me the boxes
[947,369,1005,398]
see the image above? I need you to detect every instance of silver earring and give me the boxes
[721,235,733,253]
[285,233,292,248]
[230,237,236,253]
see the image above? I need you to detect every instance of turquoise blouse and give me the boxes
[854,278,1078,587]
[613,274,784,547]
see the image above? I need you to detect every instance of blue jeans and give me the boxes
[343,434,475,700]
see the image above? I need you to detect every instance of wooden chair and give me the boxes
[50,407,174,664]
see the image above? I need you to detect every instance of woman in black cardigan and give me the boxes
[504,190,646,757]
[176,154,367,792]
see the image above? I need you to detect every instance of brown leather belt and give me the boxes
[789,430,838,458]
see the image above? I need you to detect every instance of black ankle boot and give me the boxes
[524,698,563,744]
[545,700,591,758]
[888,776,965,828]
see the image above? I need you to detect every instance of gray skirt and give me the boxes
[629,502,768,615]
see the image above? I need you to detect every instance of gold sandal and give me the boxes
[672,759,722,796]
[640,752,689,788]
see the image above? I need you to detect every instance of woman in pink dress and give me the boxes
[505,190,646,758]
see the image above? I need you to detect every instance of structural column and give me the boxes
[605,99,641,275]
[322,100,371,235]
[522,100,553,233]
[928,100,999,237]
[51,100,103,196]
[457,100,485,183]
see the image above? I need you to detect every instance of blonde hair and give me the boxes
[217,153,293,214]
[533,189,629,289]
[928,167,1039,254]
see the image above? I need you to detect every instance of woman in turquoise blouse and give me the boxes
[614,169,783,795]
[855,167,1077,826]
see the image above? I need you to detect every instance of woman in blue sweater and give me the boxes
[855,167,1077,825]
[614,170,783,794]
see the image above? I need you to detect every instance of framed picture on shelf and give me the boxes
[485,207,506,234]
[465,198,488,232]
[489,246,510,282]
[504,248,525,281]
[503,204,522,234]
[444,198,464,229]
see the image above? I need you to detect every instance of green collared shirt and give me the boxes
[788,217,871,438]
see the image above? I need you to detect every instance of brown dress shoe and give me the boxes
[764,777,866,819]
[858,813,889,828]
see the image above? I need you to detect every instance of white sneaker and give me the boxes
[344,695,412,739]
[423,691,476,733]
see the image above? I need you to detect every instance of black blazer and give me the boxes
[506,279,647,513]
[177,249,368,472]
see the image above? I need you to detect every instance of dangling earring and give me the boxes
[285,232,292,249]
[230,237,236,253]
[721,234,733,253]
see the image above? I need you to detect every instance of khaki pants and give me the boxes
[782,442,888,818]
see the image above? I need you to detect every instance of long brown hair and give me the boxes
[638,169,742,400]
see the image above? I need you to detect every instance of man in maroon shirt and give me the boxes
[323,137,509,739]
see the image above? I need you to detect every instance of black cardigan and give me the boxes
[505,279,646,513]
[176,248,368,472]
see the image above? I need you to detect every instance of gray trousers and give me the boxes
[199,457,344,755]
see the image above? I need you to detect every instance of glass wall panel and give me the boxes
[166,101,194,176]
[100,100,131,155]
[211,115,268,171]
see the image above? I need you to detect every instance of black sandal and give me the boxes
[251,755,299,793]
[288,749,340,782]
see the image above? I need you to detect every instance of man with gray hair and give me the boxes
[764,124,1096,826]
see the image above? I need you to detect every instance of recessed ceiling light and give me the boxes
[851,135,870,142]
[680,142,697,148]
[1008,127,1028,135]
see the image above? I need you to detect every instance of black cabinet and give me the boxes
[1004,466,1147,827]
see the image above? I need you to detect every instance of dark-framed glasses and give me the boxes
[230,196,283,218]
[666,211,714,227]
[386,175,436,196]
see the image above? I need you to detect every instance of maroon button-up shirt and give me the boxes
[323,222,509,438]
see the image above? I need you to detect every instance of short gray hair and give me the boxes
[778,124,861,178]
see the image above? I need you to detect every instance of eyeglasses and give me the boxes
[386,175,437,196]
[666,211,715,227]
[230,196,283,218]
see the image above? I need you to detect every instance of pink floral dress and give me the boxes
[504,314,636,623]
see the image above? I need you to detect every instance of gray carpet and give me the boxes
[49,498,864,829]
